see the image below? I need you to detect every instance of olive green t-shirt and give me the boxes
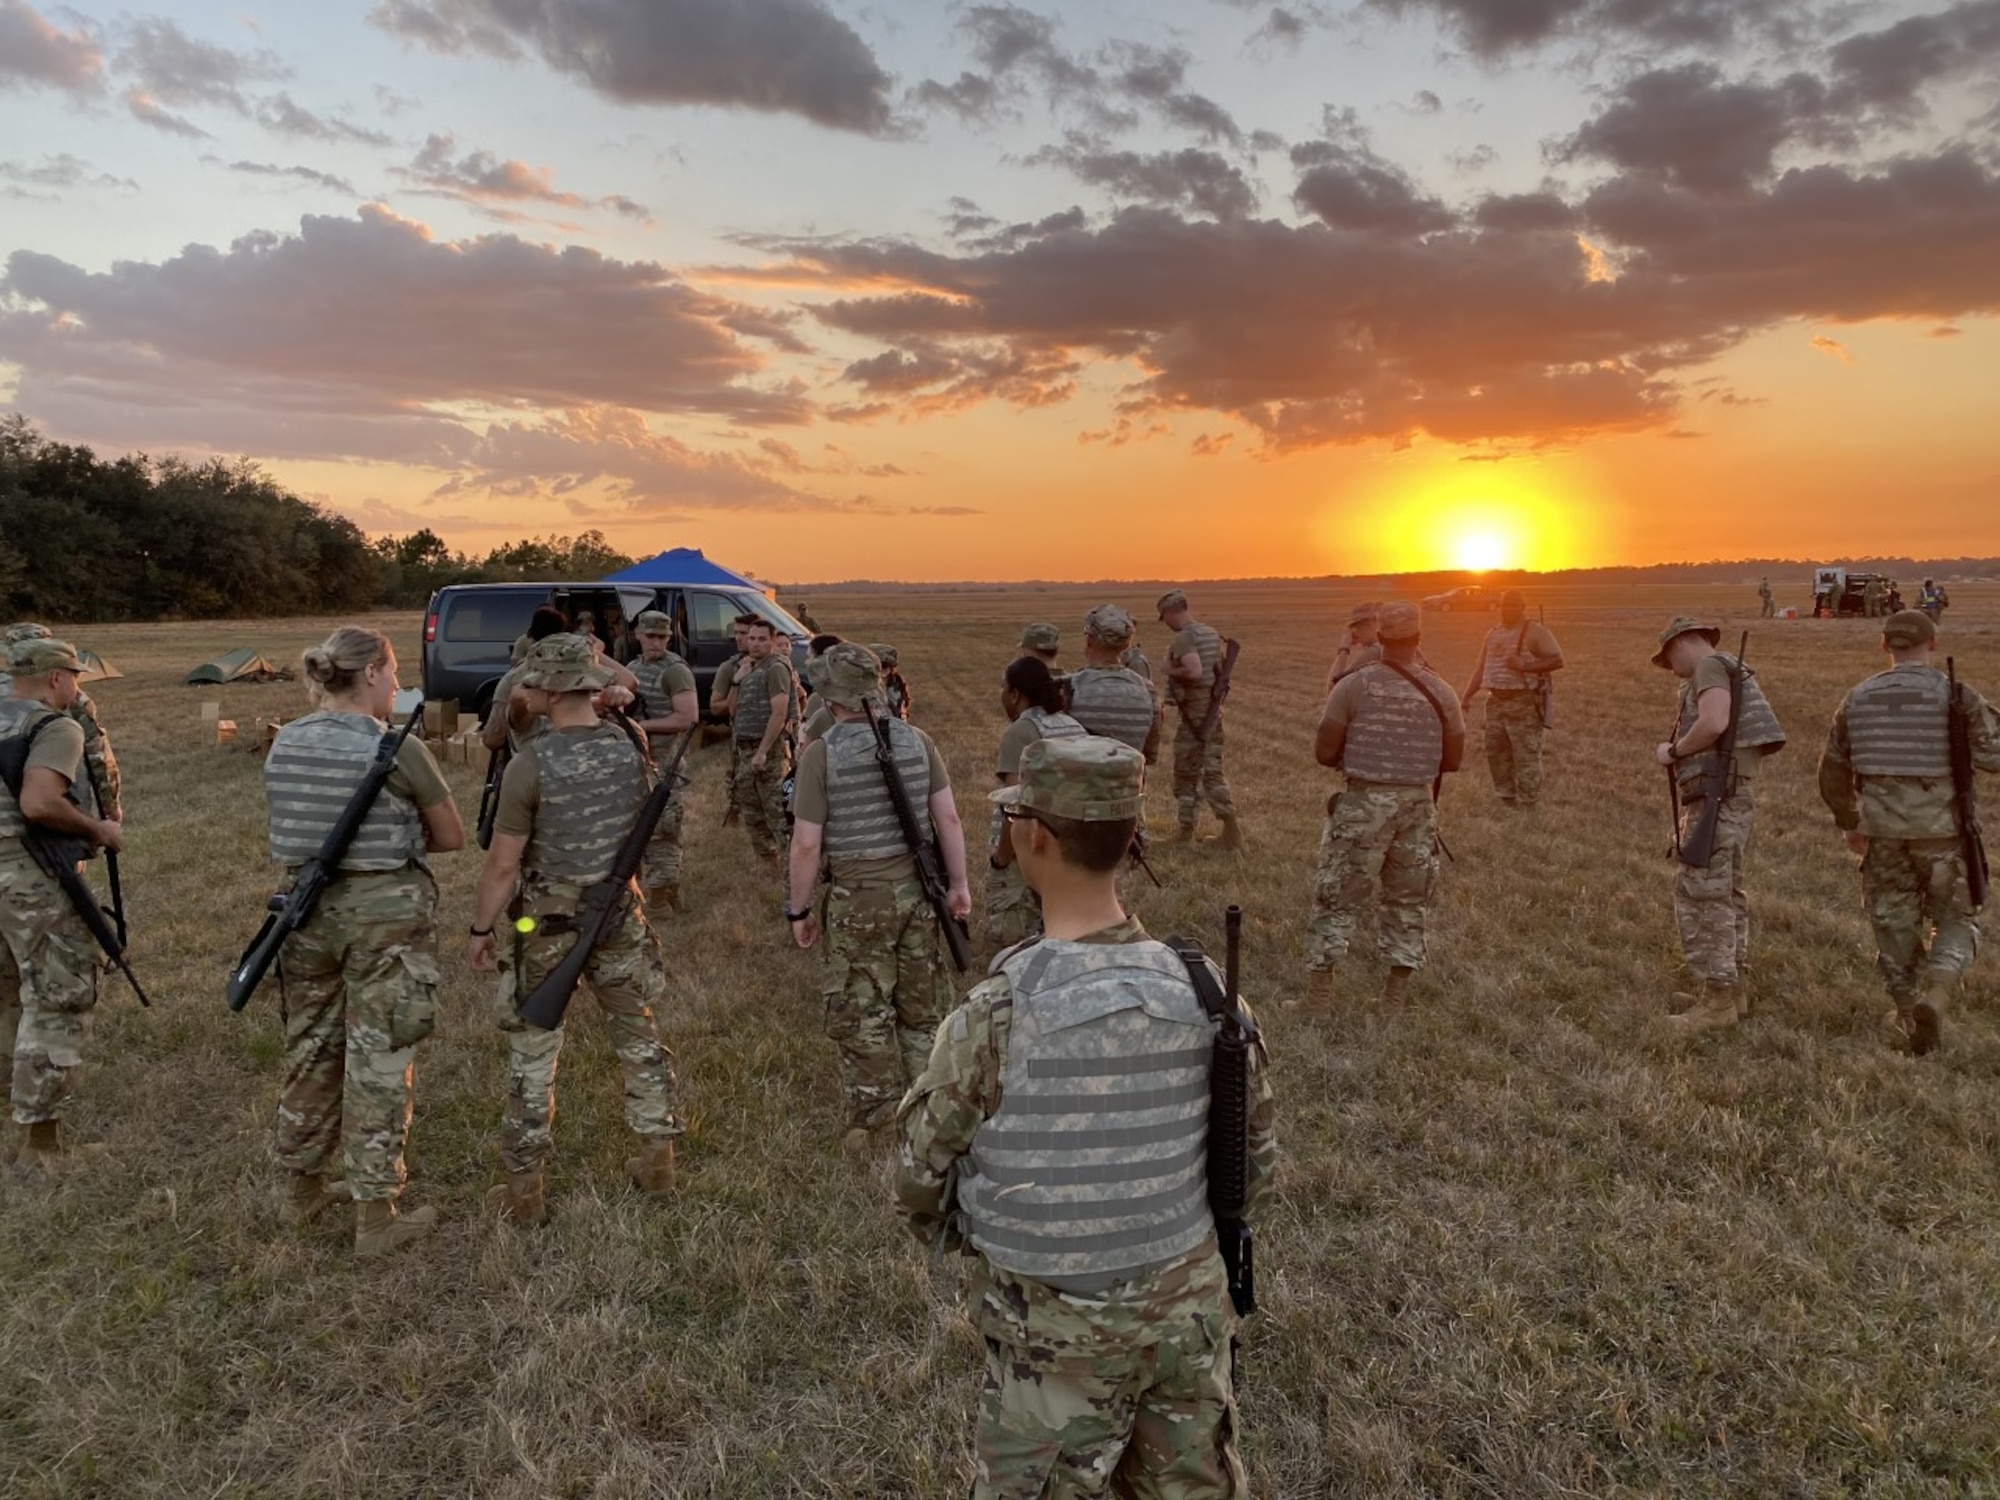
[391,734,454,811]
[19,712,86,784]
[1685,654,1767,781]
[792,727,950,887]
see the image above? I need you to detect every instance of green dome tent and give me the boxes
[185,649,290,685]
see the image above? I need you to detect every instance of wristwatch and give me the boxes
[469,925,494,937]
[784,907,812,922]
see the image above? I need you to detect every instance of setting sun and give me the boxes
[1320,455,1610,575]
[1453,531,1512,571]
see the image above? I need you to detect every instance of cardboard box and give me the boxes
[214,719,238,748]
[423,700,459,739]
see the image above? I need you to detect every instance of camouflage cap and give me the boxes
[518,632,613,693]
[1347,602,1380,626]
[1156,588,1189,617]
[4,621,52,645]
[1019,622,1061,653]
[803,654,830,690]
[1378,601,1421,641]
[1083,603,1135,645]
[9,636,84,674]
[1882,609,1937,649]
[820,642,884,711]
[866,641,899,668]
[990,735,1145,822]
[634,609,673,636]
[1650,616,1720,669]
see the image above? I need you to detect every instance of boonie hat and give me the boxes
[1650,616,1721,669]
[990,735,1145,822]
[867,642,900,668]
[634,609,673,636]
[1019,622,1060,654]
[1083,604,1135,645]
[4,622,52,645]
[820,643,884,711]
[10,637,84,674]
[518,633,613,693]
[803,654,830,690]
[1882,609,1937,649]
[1378,602,1421,642]
[1156,589,1188,618]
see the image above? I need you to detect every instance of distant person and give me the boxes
[1887,584,1906,613]
[629,610,699,917]
[986,657,1086,950]
[1651,618,1787,1035]
[1818,610,2000,1055]
[793,599,823,633]
[1758,577,1776,619]
[1326,602,1383,691]
[871,643,913,722]
[1,636,125,1174]
[1862,578,1884,619]
[1017,623,1060,667]
[710,615,757,828]
[1308,602,1465,1008]
[1065,606,1157,758]
[732,619,796,866]
[1919,578,1950,622]
[602,605,637,665]
[1157,588,1242,848]
[3,622,119,828]
[1459,590,1565,808]
[261,626,464,1251]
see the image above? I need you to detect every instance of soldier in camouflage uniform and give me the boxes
[1018,623,1061,668]
[1325,602,1382,691]
[629,611,699,916]
[710,616,756,825]
[787,645,970,1151]
[871,643,913,721]
[1758,578,1776,619]
[1117,633,1163,766]
[261,626,464,1253]
[1157,589,1241,848]
[733,619,797,863]
[1460,590,1565,807]
[1,637,124,1173]
[1818,610,2000,1055]
[4,623,121,827]
[1307,602,1465,1007]
[470,634,684,1225]
[899,736,1276,1499]
[1652,617,1788,1033]
[1066,606,1158,757]
[987,657,1087,950]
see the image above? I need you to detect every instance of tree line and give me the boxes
[0,416,633,622]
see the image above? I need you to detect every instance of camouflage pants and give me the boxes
[985,811,1041,948]
[1483,691,1544,804]
[821,880,949,1130]
[493,887,682,1175]
[642,786,688,893]
[724,736,743,818]
[274,869,438,1202]
[0,845,98,1126]
[1861,837,1981,1004]
[733,742,792,858]
[969,1256,1246,1499]
[1171,717,1234,827]
[1673,788,1754,985]
[1760,599,1776,618]
[1308,783,1438,972]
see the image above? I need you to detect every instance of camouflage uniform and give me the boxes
[628,628,696,901]
[731,650,796,859]
[987,707,1086,949]
[263,709,452,1201]
[1758,579,1775,619]
[1157,592,1236,834]
[1119,641,1163,766]
[869,643,912,722]
[1471,608,1561,806]
[712,648,750,821]
[3,624,119,822]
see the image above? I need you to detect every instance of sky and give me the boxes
[1,0,1996,582]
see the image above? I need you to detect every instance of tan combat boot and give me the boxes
[646,885,680,918]
[625,1137,677,1195]
[1287,970,1338,1011]
[1382,966,1415,1006]
[13,1120,107,1176]
[1210,816,1244,850]
[1666,982,1739,1036]
[1910,979,1948,1057]
[354,1199,438,1257]
[1174,823,1196,844]
[486,1169,546,1226]
[287,1172,353,1226]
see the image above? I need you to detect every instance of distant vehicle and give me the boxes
[1810,567,1899,618]
[1421,585,1501,612]
[422,580,809,721]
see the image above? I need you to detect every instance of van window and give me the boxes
[443,592,543,643]
[689,592,741,643]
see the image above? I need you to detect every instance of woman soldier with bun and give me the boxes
[261,626,463,1255]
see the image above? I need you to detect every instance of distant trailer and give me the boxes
[1810,567,1899,618]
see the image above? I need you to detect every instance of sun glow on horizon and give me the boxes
[1322,458,1605,575]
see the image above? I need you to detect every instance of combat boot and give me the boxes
[1879,1005,1915,1052]
[646,885,680,918]
[287,1171,352,1226]
[1174,823,1196,844]
[1381,966,1415,1006]
[354,1199,437,1257]
[1910,978,1948,1057]
[13,1120,108,1177]
[1288,970,1338,1011]
[486,1170,546,1226]
[1210,815,1244,850]
[625,1137,677,1195]
[1666,982,1739,1036]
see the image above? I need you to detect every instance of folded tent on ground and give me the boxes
[185,648,290,685]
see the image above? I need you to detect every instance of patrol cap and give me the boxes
[1019,622,1060,653]
[1156,588,1189,618]
[990,735,1145,822]
[1378,601,1421,641]
[1347,602,1379,626]
[1650,616,1720,669]
[1083,603,1135,645]
[9,637,84,675]
[4,622,52,645]
[1882,609,1937,649]
[634,609,673,636]
[518,632,613,693]
[1501,588,1526,607]
[820,642,884,711]
[866,642,899,668]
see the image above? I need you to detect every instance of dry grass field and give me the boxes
[3,579,1999,1498]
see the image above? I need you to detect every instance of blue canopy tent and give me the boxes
[602,547,768,593]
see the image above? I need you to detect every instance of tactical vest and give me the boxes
[821,719,931,865]
[265,711,427,872]
[1845,665,1951,779]
[1121,645,1153,682]
[1066,667,1156,753]
[733,658,791,744]
[1674,658,1786,788]
[1480,623,1532,691]
[1341,664,1447,785]
[523,723,649,884]
[958,938,1215,1292]
[0,699,70,842]
[630,653,691,745]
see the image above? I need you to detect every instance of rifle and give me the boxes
[476,743,510,851]
[1948,658,1989,910]
[1169,905,1257,1318]
[1183,636,1241,746]
[517,729,694,1031]
[227,707,423,1012]
[1532,606,1554,730]
[1128,828,1163,887]
[1665,709,1683,860]
[863,701,971,973]
[0,716,150,1007]
[1678,631,1749,870]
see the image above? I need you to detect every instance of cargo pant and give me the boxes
[274,868,438,1202]
[1308,782,1439,972]
[1674,786,1755,985]
[1171,714,1234,830]
[1862,837,1981,1004]
[494,879,682,1174]
[1483,690,1545,805]
[0,844,98,1125]
[821,879,949,1131]
[733,739,792,859]
[984,809,1041,949]
[969,1253,1246,1500]
[642,778,688,896]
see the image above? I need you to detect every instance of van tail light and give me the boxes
[424,608,438,643]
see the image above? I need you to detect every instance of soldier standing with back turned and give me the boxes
[1157,589,1241,847]
[629,611,698,916]
[1818,610,2000,1055]
[1460,589,1564,808]
[1065,605,1157,755]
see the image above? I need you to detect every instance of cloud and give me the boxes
[396,131,648,219]
[369,0,897,135]
[254,92,395,146]
[1827,0,2000,118]
[1809,334,1852,364]
[0,0,103,94]
[115,15,286,111]
[1031,142,1258,220]
[209,158,359,194]
[126,90,210,138]
[1291,136,1455,236]
[0,154,136,191]
[1365,0,1810,58]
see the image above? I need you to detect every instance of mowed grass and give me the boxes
[3,581,1999,1498]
